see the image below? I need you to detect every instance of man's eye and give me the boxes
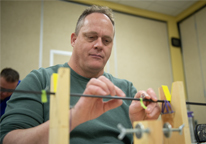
[103,39,111,45]
[87,36,96,41]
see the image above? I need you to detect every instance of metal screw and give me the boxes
[117,122,185,140]
[117,123,150,140]
[163,122,185,138]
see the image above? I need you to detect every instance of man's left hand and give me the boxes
[129,88,161,124]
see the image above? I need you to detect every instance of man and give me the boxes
[0,68,20,118]
[0,5,160,144]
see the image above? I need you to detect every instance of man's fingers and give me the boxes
[86,76,125,97]
[145,104,161,119]
[114,85,125,97]
[146,88,158,101]
[102,85,125,112]
[145,102,159,114]
[98,76,116,96]
[144,88,160,119]
[84,85,108,96]
[132,91,148,107]
[134,91,150,99]
[103,99,123,112]
[131,89,159,111]
[86,78,110,95]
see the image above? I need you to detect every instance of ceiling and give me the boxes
[106,0,199,16]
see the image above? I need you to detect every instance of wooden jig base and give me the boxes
[133,120,163,144]
[49,68,70,144]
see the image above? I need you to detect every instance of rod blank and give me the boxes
[1,88,206,106]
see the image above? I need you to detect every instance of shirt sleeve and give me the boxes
[0,69,50,144]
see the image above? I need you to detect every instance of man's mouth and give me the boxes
[90,54,103,58]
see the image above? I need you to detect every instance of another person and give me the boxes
[0,68,20,118]
[0,5,161,144]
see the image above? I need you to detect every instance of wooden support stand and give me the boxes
[133,81,191,144]
[49,68,70,144]
[160,81,191,144]
[133,120,163,144]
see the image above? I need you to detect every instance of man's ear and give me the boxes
[71,33,77,47]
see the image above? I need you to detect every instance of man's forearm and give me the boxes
[3,105,99,144]
[3,109,85,144]
[3,121,49,144]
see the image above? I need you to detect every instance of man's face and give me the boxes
[71,13,114,73]
[0,77,18,100]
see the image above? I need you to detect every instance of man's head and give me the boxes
[69,5,115,78]
[0,68,19,100]
[75,5,115,36]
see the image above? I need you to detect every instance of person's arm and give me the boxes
[3,121,49,144]
[3,111,85,144]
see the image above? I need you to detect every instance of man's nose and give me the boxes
[94,37,103,50]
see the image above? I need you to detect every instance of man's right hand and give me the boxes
[70,76,125,131]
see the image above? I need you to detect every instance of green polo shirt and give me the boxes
[0,62,137,144]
